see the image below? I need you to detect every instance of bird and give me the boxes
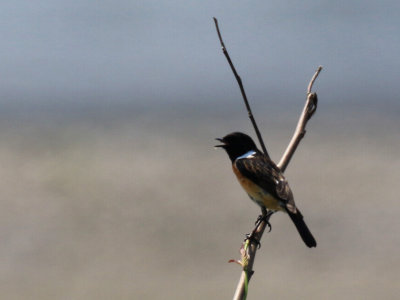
[215,132,316,248]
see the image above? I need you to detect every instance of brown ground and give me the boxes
[1,105,399,299]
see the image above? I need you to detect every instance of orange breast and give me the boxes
[232,164,284,211]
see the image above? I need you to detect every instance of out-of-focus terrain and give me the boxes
[0,103,399,299]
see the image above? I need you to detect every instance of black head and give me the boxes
[215,132,259,162]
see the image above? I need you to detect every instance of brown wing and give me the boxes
[234,153,297,213]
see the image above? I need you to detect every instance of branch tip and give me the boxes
[307,66,323,94]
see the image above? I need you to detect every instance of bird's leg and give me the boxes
[260,208,274,232]
[245,208,274,248]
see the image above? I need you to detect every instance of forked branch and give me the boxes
[213,18,322,300]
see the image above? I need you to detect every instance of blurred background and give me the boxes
[0,1,399,299]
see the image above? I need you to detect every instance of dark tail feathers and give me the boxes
[286,208,317,248]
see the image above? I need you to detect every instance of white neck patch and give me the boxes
[237,150,256,160]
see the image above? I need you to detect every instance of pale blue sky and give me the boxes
[0,1,399,109]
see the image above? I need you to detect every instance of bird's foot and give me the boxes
[254,210,274,232]
[245,233,261,249]
[245,209,274,249]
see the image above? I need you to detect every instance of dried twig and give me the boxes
[213,17,269,158]
[278,66,322,172]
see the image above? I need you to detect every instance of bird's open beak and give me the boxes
[214,138,226,148]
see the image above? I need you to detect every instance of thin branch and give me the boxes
[278,66,322,172]
[213,17,269,158]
